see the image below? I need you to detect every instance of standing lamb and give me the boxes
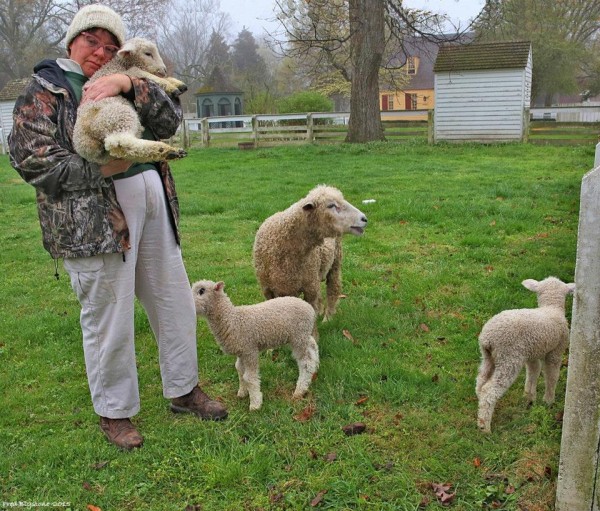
[74,37,187,164]
[253,185,367,322]
[192,280,319,411]
[476,276,575,433]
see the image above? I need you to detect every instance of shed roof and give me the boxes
[0,78,29,101]
[433,40,531,73]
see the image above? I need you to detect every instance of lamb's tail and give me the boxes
[105,133,187,162]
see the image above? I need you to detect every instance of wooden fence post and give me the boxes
[555,165,600,510]
[181,119,188,150]
[252,115,259,148]
[307,113,314,142]
[201,118,209,148]
[427,109,434,144]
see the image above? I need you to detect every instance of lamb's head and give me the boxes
[300,185,368,238]
[192,280,225,317]
[117,37,167,77]
[522,276,575,308]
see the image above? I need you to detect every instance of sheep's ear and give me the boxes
[215,281,225,292]
[522,279,539,292]
[566,283,576,294]
[302,201,315,212]
[117,41,134,58]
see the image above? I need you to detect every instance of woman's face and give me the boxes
[68,28,119,77]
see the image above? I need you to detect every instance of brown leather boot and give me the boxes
[99,417,144,450]
[170,386,228,420]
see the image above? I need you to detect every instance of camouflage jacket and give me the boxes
[8,59,183,260]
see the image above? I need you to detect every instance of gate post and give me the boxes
[555,165,600,510]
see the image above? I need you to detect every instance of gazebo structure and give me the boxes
[195,66,244,127]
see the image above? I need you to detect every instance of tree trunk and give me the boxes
[345,0,386,143]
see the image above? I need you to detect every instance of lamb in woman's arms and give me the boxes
[74,37,187,164]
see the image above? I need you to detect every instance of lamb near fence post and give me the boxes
[73,37,187,164]
[192,280,319,411]
[476,276,575,433]
[253,185,367,323]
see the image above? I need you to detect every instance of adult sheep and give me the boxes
[253,185,367,322]
[74,37,187,164]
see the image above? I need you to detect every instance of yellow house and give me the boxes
[379,36,454,120]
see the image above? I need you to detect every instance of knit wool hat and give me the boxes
[66,4,125,50]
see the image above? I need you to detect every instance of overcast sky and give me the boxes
[218,0,486,38]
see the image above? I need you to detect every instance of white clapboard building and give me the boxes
[433,41,532,143]
[0,78,29,153]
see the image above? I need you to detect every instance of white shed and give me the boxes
[0,78,29,153]
[433,41,532,143]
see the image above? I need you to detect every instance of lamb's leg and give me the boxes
[104,132,187,162]
[291,336,319,399]
[475,348,494,398]
[235,357,248,398]
[477,364,521,433]
[524,359,542,403]
[239,353,262,411]
[542,351,563,404]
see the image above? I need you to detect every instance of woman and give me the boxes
[9,4,227,450]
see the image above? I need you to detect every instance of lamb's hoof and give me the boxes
[292,390,307,400]
[477,419,491,434]
[249,404,262,411]
[178,83,188,93]
[166,149,187,160]
[237,390,249,398]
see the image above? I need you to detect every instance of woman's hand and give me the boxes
[100,159,131,177]
[81,74,133,103]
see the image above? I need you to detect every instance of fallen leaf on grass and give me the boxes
[342,329,356,343]
[355,396,369,406]
[431,482,456,505]
[342,422,366,436]
[87,506,102,511]
[485,265,494,273]
[473,457,482,468]
[505,485,516,494]
[91,461,109,470]
[294,404,315,422]
[310,489,327,507]
[419,323,430,332]
[324,452,337,462]
[185,505,202,511]
[82,481,93,491]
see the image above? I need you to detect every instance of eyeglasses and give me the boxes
[79,31,120,58]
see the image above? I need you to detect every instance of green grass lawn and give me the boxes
[0,141,593,510]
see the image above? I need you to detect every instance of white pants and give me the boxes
[64,169,198,418]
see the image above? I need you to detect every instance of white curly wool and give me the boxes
[476,276,575,433]
[73,37,187,164]
[253,185,367,323]
[192,280,319,411]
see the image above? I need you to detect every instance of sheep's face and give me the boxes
[302,186,368,237]
[192,280,224,316]
[118,37,168,77]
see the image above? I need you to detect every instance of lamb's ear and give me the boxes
[215,281,225,292]
[566,283,576,294]
[302,201,315,212]
[522,279,539,292]
[117,40,134,58]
